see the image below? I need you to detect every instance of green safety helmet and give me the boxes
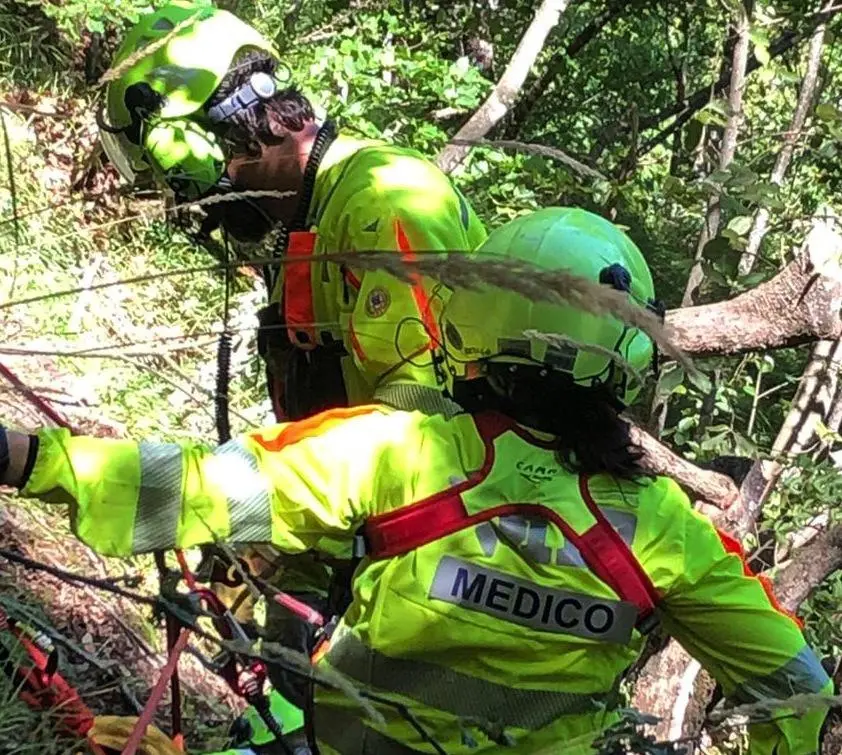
[99,0,278,200]
[442,207,663,407]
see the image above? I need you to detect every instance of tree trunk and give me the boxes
[632,210,842,739]
[682,3,752,306]
[667,209,842,356]
[738,2,830,277]
[503,3,622,139]
[436,0,572,175]
[774,524,842,612]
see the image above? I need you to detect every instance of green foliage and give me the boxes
[30,0,158,37]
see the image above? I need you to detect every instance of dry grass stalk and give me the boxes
[323,251,691,372]
[524,329,645,388]
[99,13,201,85]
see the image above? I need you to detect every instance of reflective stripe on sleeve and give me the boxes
[731,646,831,704]
[133,442,183,553]
[325,630,615,730]
[314,707,420,755]
[211,440,273,543]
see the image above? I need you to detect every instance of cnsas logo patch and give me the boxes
[429,556,636,644]
[516,460,558,484]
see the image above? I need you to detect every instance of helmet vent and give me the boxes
[152,18,176,31]
[599,263,631,292]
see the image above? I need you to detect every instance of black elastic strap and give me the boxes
[0,428,8,484]
[15,434,39,489]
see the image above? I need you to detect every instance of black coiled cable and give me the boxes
[215,228,234,445]
[215,331,233,444]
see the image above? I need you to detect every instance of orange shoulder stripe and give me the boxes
[250,405,385,453]
[716,528,803,629]
[394,219,442,344]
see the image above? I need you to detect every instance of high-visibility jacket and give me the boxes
[22,407,831,754]
[265,133,488,410]
[257,134,487,606]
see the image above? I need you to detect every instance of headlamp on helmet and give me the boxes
[98,1,280,201]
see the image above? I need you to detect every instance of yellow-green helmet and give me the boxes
[442,207,661,407]
[99,0,277,199]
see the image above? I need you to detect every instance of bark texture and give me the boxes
[631,424,740,508]
[774,524,842,612]
[667,211,842,356]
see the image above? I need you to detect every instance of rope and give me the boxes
[120,629,191,755]
[0,361,74,430]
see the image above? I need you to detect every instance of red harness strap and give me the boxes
[283,231,319,348]
[363,412,660,629]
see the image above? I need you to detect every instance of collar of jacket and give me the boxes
[308,133,384,227]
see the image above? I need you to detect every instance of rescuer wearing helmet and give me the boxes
[100,1,488,736]
[2,207,830,753]
[100,0,487,422]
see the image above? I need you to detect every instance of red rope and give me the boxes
[174,549,196,591]
[0,361,73,430]
[120,629,191,755]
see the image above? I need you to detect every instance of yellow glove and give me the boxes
[211,545,283,624]
[83,715,182,755]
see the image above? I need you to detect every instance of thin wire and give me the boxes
[0,109,20,303]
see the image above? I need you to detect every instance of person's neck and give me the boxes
[253,122,321,227]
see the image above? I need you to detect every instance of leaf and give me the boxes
[696,107,728,127]
[688,370,712,393]
[86,17,106,34]
[741,271,767,287]
[708,169,732,185]
[816,104,842,122]
[726,215,753,235]
[734,432,759,457]
[754,44,770,66]
[721,228,748,251]
[702,236,731,263]
[677,415,696,433]
[659,365,685,395]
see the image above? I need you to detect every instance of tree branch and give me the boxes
[436,0,572,175]
[449,138,607,180]
[738,0,831,276]
[503,2,623,139]
[668,210,842,356]
[682,2,752,306]
[630,423,740,508]
[774,524,842,612]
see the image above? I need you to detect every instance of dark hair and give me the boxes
[206,51,315,147]
[453,363,647,480]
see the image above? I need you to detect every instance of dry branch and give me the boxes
[436,0,571,175]
[449,138,607,180]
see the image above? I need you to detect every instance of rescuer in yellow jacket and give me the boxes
[101,0,488,421]
[100,2,488,726]
[1,208,831,754]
